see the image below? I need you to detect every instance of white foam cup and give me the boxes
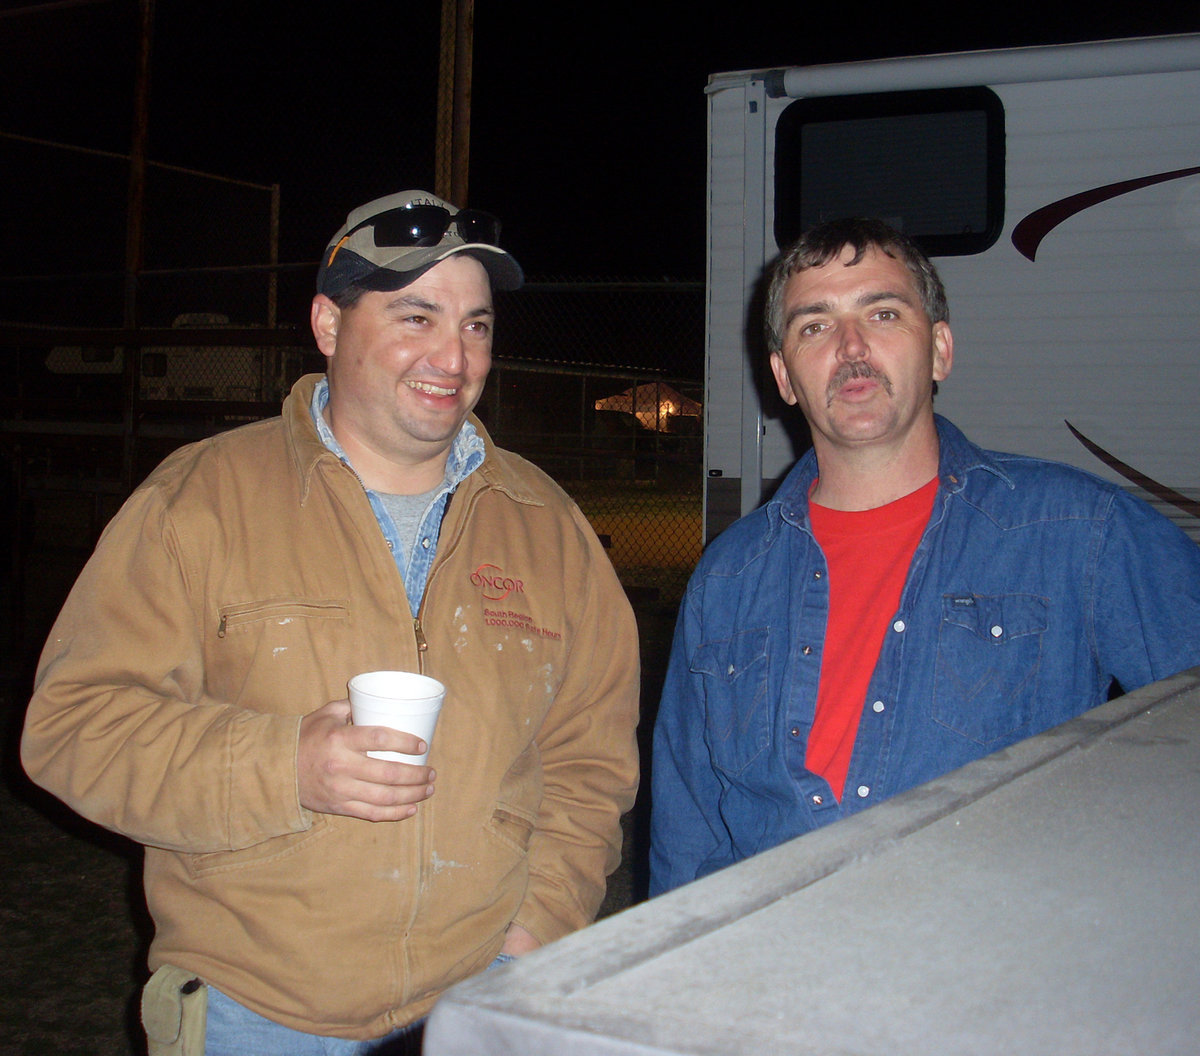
[348,670,446,764]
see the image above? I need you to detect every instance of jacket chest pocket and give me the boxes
[932,593,1047,746]
[211,596,351,712]
[692,627,771,776]
[216,597,350,638]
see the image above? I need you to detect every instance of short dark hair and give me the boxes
[327,282,370,310]
[764,217,948,354]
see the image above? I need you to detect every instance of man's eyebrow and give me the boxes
[785,300,833,327]
[383,294,495,319]
[785,288,917,328]
[385,293,441,314]
[858,289,917,309]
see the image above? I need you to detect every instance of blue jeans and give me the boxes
[204,955,515,1055]
[206,988,421,1055]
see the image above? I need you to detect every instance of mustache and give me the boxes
[826,362,893,405]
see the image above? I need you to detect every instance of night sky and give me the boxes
[3,1,1200,296]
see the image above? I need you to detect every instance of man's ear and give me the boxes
[311,295,341,360]
[932,321,953,382]
[769,351,798,406]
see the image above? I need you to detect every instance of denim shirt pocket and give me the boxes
[933,593,1048,746]
[692,627,771,776]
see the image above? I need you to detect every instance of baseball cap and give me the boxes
[316,189,524,297]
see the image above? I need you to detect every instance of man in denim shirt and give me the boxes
[650,217,1200,895]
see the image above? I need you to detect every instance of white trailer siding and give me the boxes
[705,76,773,530]
[705,35,1200,542]
[937,70,1200,484]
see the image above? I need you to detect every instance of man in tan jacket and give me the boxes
[22,190,640,1054]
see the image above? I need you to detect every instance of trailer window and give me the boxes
[774,87,1004,256]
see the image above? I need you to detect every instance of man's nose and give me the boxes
[836,320,869,361]
[428,330,466,373]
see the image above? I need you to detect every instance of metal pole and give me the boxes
[435,0,474,206]
[268,183,279,329]
[123,0,154,493]
[124,0,153,329]
[451,0,474,208]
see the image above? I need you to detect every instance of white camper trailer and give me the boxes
[704,33,1200,544]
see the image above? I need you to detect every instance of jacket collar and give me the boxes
[773,413,1014,527]
[307,374,486,492]
[282,373,544,507]
[931,414,1015,495]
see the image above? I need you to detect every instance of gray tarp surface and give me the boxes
[425,669,1200,1056]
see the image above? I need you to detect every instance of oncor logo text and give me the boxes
[470,563,525,601]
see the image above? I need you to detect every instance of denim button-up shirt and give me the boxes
[310,377,484,617]
[650,415,1200,894]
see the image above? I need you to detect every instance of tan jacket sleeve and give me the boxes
[510,503,640,945]
[20,480,312,854]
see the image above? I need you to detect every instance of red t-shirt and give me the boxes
[806,477,938,800]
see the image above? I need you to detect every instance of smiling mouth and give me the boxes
[406,380,458,397]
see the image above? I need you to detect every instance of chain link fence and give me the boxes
[1,278,703,678]
[1,121,704,680]
[486,281,703,600]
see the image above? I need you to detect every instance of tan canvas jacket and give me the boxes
[21,374,640,1038]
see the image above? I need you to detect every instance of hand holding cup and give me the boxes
[349,671,446,764]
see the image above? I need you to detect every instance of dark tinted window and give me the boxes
[774,87,1005,256]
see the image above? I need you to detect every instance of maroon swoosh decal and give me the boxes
[1012,166,1200,261]
[1066,420,1200,520]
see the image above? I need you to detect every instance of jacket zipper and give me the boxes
[216,599,347,639]
[409,475,482,671]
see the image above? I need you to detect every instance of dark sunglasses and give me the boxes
[344,204,502,249]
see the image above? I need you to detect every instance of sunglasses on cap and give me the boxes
[342,204,501,251]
